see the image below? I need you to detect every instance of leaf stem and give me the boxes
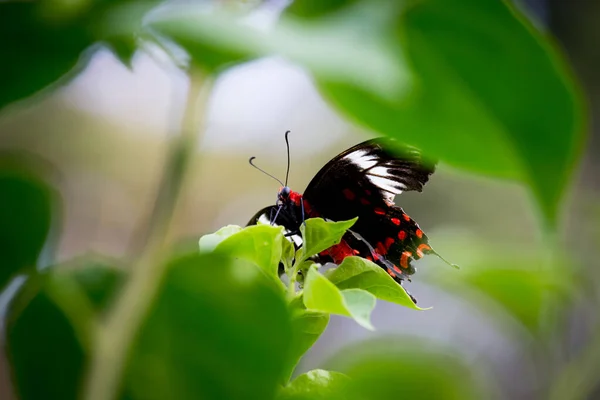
[83,68,211,400]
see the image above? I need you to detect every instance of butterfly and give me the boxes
[247,132,456,303]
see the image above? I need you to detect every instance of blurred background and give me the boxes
[0,0,599,399]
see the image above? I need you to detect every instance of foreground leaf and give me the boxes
[326,337,488,400]
[7,261,124,400]
[299,218,357,263]
[198,225,242,253]
[326,256,424,310]
[277,369,350,400]
[284,296,330,381]
[212,224,286,290]
[303,267,375,330]
[123,253,292,400]
[319,0,584,227]
[0,3,92,111]
[0,155,57,290]
[150,3,409,94]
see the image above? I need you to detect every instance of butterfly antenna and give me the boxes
[432,250,460,269]
[284,130,291,186]
[249,157,285,186]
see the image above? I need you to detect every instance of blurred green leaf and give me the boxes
[319,0,584,227]
[149,2,410,94]
[68,255,126,312]
[326,256,424,310]
[327,338,488,400]
[0,3,93,111]
[277,369,349,400]
[0,157,56,289]
[284,296,330,381]
[303,266,375,330]
[425,234,573,335]
[299,218,357,263]
[286,0,359,19]
[124,253,292,400]
[6,260,124,400]
[455,265,569,334]
[198,225,242,253]
[0,1,160,111]
[212,224,286,290]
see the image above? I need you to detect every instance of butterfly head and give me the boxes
[277,186,291,203]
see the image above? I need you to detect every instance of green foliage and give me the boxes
[0,0,589,399]
[298,217,357,263]
[0,155,56,289]
[209,224,286,290]
[304,265,376,330]
[0,0,159,111]
[327,256,424,310]
[6,260,124,400]
[277,369,350,400]
[286,297,330,382]
[326,338,489,400]
[123,253,292,400]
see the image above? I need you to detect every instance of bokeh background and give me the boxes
[1,0,599,399]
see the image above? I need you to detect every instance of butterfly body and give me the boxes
[248,137,446,301]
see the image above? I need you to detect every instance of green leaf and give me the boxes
[319,0,585,227]
[424,234,573,335]
[303,266,375,330]
[326,256,424,311]
[0,155,57,289]
[284,296,330,381]
[299,218,357,263]
[286,0,359,19]
[441,263,570,335]
[198,225,242,253]
[149,2,410,94]
[123,253,292,400]
[212,224,285,290]
[281,236,296,272]
[326,338,488,400]
[277,369,350,400]
[0,1,161,111]
[0,3,93,111]
[6,260,124,400]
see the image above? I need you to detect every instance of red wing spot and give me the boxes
[398,231,407,240]
[353,249,360,255]
[342,188,355,200]
[391,217,401,226]
[392,265,402,274]
[416,229,423,239]
[376,242,387,255]
[304,199,313,215]
[402,213,411,222]
[366,256,373,261]
[416,243,432,258]
[374,207,386,215]
[387,269,396,277]
[385,237,395,249]
[360,198,371,205]
[372,252,380,261]
[400,251,412,268]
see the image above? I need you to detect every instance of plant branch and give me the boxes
[84,68,211,400]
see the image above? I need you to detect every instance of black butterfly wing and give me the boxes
[303,138,435,212]
[302,138,437,278]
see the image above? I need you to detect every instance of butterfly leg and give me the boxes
[300,198,306,226]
